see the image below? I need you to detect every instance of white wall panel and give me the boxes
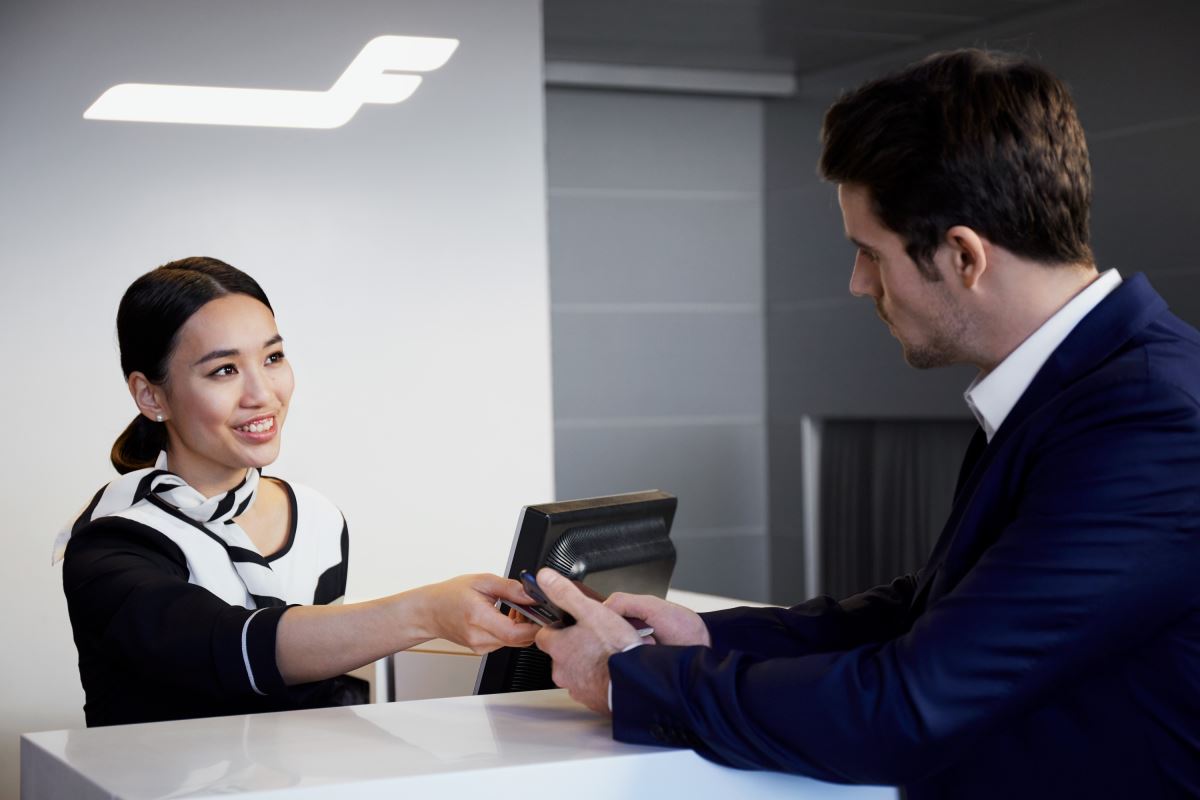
[0,2,551,793]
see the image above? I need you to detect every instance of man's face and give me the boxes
[837,183,969,369]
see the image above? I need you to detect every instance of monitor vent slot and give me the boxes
[509,647,553,692]
[543,517,674,580]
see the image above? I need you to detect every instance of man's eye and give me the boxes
[265,350,286,365]
[209,364,237,377]
[860,248,879,263]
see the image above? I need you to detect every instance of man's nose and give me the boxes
[849,253,878,298]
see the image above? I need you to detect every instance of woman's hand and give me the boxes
[275,574,537,684]
[603,592,711,647]
[419,573,540,654]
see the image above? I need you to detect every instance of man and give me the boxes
[534,49,1200,798]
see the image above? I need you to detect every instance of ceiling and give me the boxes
[544,0,1064,76]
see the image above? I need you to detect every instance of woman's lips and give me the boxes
[233,415,278,442]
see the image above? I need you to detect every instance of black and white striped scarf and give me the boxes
[53,452,286,608]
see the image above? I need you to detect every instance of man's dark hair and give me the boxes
[819,48,1093,280]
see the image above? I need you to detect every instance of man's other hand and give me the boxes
[603,592,711,648]
[532,568,643,714]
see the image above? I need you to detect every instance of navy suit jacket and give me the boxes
[610,274,1200,798]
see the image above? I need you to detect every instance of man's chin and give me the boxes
[900,343,956,370]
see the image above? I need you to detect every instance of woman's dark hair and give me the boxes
[111,257,273,474]
[819,48,1093,280]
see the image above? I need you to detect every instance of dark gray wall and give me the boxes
[546,89,770,602]
[766,0,1200,603]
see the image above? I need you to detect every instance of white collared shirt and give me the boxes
[964,269,1122,441]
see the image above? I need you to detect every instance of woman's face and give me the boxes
[159,293,294,493]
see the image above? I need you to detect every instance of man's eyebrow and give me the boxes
[847,236,879,254]
[192,335,283,367]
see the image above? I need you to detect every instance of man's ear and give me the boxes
[128,372,169,422]
[945,225,988,289]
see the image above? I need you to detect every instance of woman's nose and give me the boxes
[241,367,273,405]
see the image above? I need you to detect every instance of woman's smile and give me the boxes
[158,293,294,495]
[233,414,278,441]
[232,417,274,434]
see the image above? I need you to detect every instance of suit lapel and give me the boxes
[908,426,987,613]
[991,273,1165,450]
[910,273,1168,609]
[953,426,988,500]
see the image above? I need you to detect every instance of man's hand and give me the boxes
[604,592,711,647]
[533,568,643,714]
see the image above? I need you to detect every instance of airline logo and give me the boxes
[84,35,459,129]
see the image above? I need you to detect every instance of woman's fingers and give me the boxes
[467,606,539,651]
[465,583,539,649]
[471,573,533,606]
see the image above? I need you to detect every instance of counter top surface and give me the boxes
[22,689,894,799]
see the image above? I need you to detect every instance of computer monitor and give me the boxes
[473,490,677,695]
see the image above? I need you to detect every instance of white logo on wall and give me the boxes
[83,35,459,129]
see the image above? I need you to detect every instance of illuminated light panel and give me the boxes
[83,35,459,129]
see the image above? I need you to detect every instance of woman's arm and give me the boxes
[65,517,537,692]
[275,573,539,684]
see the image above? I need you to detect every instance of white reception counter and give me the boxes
[23,590,896,799]
[22,689,895,800]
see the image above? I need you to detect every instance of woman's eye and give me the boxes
[209,364,237,377]
[860,248,879,263]
[265,350,286,365]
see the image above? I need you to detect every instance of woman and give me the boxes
[54,256,539,727]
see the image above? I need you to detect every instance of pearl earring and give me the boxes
[155,414,164,423]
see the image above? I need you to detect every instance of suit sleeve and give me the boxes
[700,573,920,660]
[63,517,291,700]
[610,378,1200,785]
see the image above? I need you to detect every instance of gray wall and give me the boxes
[546,89,770,602]
[545,0,1200,607]
[1,2,552,795]
[766,0,1200,603]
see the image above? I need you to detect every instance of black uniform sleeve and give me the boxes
[63,517,290,700]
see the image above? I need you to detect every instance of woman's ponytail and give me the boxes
[110,414,168,474]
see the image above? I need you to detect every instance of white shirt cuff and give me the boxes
[607,640,645,712]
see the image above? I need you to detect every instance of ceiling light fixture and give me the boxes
[83,35,459,129]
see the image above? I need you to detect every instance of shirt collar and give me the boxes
[964,269,1122,441]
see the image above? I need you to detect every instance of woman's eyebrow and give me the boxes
[192,336,283,367]
[192,348,238,367]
